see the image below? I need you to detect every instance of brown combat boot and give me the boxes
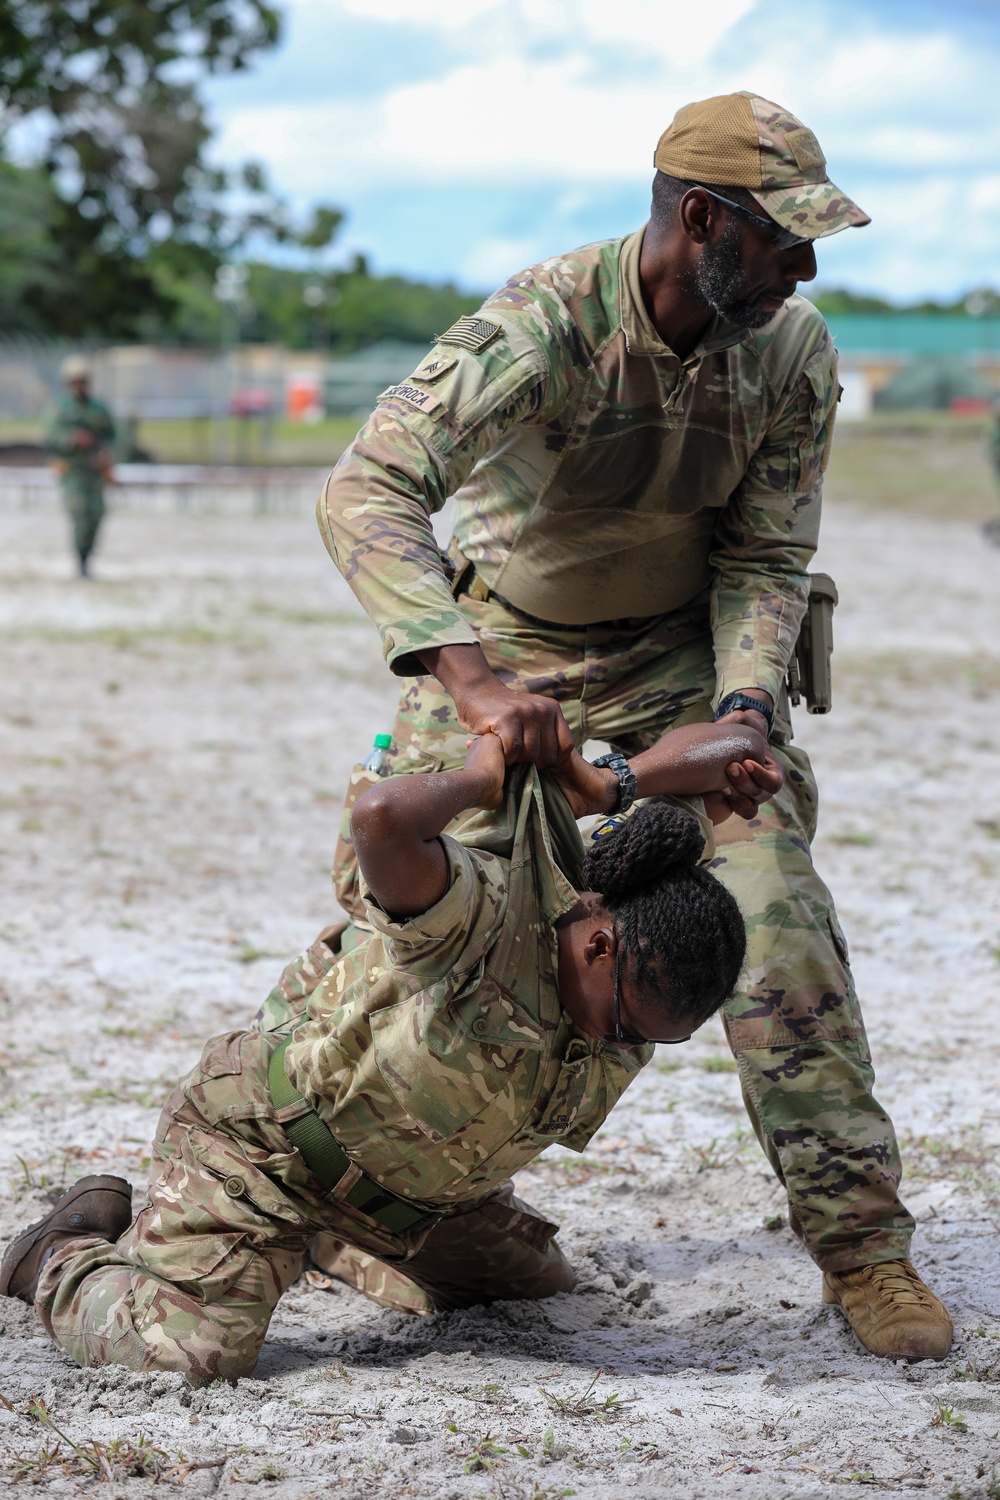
[0,1175,132,1305]
[823,1257,952,1360]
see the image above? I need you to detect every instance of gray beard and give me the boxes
[691,218,778,331]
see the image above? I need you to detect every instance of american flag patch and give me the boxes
[438,316,504,353]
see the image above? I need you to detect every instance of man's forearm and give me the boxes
[417,642,575,766]
[416,642,499,699]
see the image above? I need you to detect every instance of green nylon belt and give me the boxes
[267,1036,439,1237]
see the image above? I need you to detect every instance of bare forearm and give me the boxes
[350,734,505,917]
[416,642,498,698]
[629,722,768,799]
[351,765,494,855]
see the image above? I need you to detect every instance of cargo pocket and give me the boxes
[183,1030,276,1128]
[826,911,871,1065]
[128,1151,260,1307]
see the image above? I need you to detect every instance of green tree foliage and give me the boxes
[243,260,482,352]
[0,0,340,336]
[135,254,481,350]
[811,286,1000,317]
[0,0,280,252]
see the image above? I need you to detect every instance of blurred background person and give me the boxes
[45,356,115,579]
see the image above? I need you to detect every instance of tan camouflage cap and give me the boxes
[60,354,92,382]
[654,91,870,240]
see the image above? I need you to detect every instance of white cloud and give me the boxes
[340,0,504,24]
[218,5,1000,189]
[576,0,758,67]
[208,0,1000,297]
[459,234,542,287]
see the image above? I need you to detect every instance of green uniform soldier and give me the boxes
[314,92,952,1358]
[45,355,115,577]
[986,409,1000,548]
[1,722,757,1383]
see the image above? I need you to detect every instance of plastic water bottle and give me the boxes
[361,733,392,776]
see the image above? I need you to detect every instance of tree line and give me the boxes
[0,3,989,349]
[0,0,479,348]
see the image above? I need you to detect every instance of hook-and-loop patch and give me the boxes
[437,316,504,353]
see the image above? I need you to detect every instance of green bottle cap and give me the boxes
[374,733,392,749]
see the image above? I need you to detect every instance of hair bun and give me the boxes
[581,801,703,900]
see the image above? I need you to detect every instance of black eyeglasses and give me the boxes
[693,185,812,253]
[608,942,692,1048]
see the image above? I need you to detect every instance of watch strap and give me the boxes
[714,691,774,736]
[590,751,638,815]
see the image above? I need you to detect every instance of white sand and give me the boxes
[0,496,997,1498]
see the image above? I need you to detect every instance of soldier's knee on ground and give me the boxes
[312,1186,575,1315]
[398,1184,576,1312]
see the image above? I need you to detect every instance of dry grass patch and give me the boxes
[827,419,996,522]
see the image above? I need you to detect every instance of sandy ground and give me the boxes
[0,490,998,1499]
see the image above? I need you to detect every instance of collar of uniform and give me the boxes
[618,225,750,363]
[525,768,581,927]
[449,764,580,929]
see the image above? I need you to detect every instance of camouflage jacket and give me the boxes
[318,227,839,705]
[284,765,659,1208]
[45,392,115,474]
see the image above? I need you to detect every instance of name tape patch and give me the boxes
[438,316,504,353]
[379,383,444,415]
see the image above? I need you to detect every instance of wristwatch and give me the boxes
[714,691,774,737]
[590,750,639,815]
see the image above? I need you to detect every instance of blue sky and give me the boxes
[205,0,1000,300]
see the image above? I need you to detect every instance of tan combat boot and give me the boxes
[0,1175,132,1305]
[822,1257,952,1360]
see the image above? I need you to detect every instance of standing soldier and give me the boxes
[317,92,953,1359]
[985,406,1000,548]
[46,355,115,578]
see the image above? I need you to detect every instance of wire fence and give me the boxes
[0,464,331,516]
[0,337,428,423]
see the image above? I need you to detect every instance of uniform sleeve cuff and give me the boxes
[715,664,785,710]
[382,613,479,677]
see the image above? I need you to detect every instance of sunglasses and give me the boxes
[693,185,812,253]
[608,941,692,1048]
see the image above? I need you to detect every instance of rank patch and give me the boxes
[438,316,504,353]
[412,351,457,383]
[379,383,444,415]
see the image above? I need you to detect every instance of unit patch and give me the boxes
[379,383,444,415]
[438,316,504,353]
[786,127,826,173]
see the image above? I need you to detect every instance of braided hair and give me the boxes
[580,801,746,1029]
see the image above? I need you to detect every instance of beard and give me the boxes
[688,217,780,331]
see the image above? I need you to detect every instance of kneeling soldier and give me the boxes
[0,723,791,1384]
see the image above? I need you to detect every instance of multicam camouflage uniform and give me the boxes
[316,225,914,1272]
[45,390,115,565]
[36,768,683,1382]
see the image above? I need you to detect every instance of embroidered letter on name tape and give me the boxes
[379,383,444,415]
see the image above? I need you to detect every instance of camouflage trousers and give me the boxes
[336,590,914,1272]
[34,1029,574,1386]
[60,472,105,562]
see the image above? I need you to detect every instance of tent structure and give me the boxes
[873,359,997,411]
